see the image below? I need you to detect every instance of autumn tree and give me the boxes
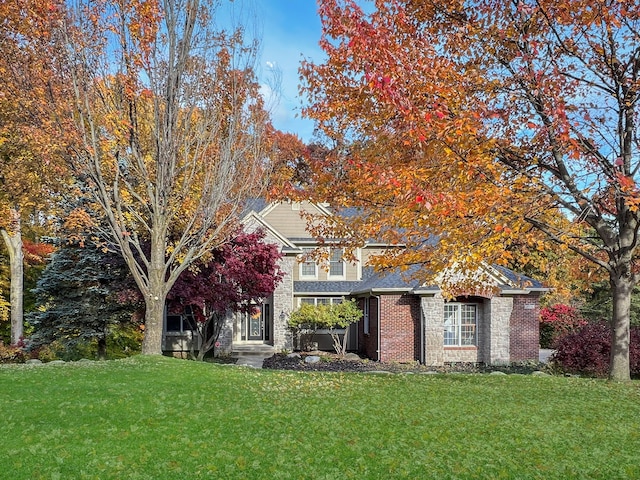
[0,0,69,344]
[300,0,640,380]
[53,0,274,354]
[167,229,283,361]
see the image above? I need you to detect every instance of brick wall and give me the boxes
[379,294,421,363]
[509,294,540,361]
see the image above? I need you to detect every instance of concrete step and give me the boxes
[231,344,276,357]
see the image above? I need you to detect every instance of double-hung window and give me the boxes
[444,304,477,346]
[328,248,345,278]
[300,248,317,278]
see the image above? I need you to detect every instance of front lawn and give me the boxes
[1,356,639,479]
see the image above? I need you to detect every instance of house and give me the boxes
[162,200,547,365]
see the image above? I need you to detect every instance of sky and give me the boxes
[255,1,326,142]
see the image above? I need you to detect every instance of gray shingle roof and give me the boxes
[294,281,364,295]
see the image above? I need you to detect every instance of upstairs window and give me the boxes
[444,304,477,346]
[300,248,317,278]
[328,248,345,278]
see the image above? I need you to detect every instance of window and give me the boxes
[298,297,343,307]
[363,298,370,335]
[165,307,196,333]
[300,248,317,278]
[328,248,345,278]
[444,304,477,346]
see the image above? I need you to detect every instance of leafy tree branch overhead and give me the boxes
[300,0,640,380]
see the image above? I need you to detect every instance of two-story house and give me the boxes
[163,200,547,365]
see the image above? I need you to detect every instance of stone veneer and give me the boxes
[421,294,514,366]
[421,294,445,366]
[272,256,295,351]
[484,296,513,365]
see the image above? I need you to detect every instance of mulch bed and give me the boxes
[262,352,548,375]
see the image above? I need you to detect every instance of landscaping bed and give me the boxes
[262,352,548,375]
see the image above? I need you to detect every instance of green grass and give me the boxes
[1,357,639,479]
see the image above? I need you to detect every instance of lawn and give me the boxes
[1,356,639,479]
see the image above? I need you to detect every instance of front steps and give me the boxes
[231,343,276,368]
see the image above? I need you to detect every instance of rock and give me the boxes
[304,355,321,364]
[420,371,440,375]
[364,370,393,374]
[77,358,93,362]
[532,371,550,377]
[47,360,66,365]
[287,353,301,359]
[490,371,507,376]
[344,353,362,361]
[25,359,42,365]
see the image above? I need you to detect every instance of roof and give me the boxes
[294,281,365,296]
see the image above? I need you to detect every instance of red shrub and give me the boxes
[539,304,587,348]
[553,322,640,378]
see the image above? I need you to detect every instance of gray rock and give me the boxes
[344,353,361,361]
[490,371,508,376]
[532,371,550,377]
[420,371,440,375]
[304,355,321,364]
[364,370,393,374]
[286,353,301,359]
[25,359,42,365]
[47,360,66,365]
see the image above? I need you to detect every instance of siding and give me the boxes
[262,201,325,238]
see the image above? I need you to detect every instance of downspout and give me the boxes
[420,299,425,365]
[375,295,381,362]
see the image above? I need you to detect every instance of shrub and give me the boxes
[539,304,587,348]
[0,342,26,363]
[552,322,640,378]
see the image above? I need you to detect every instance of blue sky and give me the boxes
[256,1,325,142]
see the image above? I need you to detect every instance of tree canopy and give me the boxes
[167,228,283,360]
[50,0,275,354]
[300,0,640,380]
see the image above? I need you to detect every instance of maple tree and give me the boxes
[300,0,640,380]
[0,0,69,344]
[52,0,274,354]
[167,229,283,361]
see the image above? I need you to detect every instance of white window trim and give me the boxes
[444,303,478,347]
[299,248,318,279]
[327,248,346,280]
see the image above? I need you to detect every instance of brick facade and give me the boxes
[509,294,540,361]
[359,292,542,366]
[378,294,421,363]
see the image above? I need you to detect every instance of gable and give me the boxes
[260,201,330,239]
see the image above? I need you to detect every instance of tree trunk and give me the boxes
[141,239,168,355]
[97,336,107,360]
[610,274,632,381]
[1,215,24,345]
[141,294,165,355]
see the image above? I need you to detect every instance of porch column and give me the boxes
[485,296,513,365]
[421,294,445,366]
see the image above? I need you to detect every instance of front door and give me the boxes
[246,303,270,341]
